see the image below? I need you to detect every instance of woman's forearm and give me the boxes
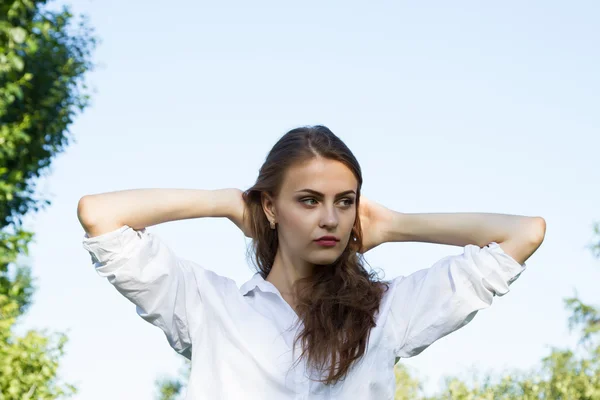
[384,211,545,248]
[78,188,240,236]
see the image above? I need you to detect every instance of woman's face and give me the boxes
[263,157,358,267]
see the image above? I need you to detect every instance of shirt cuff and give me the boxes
[82,225,141,266]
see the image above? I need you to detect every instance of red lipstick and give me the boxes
[314,236,339,247]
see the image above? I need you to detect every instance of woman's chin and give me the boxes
[309,252,343,266]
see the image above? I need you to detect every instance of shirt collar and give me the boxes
[240,271,280,296]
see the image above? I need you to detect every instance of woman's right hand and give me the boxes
[225,188,254,239]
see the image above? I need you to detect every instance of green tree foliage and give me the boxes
[155,376,184,400]
[0,0,95,398]
[424,347,600,399]
[154,358,190,400]
[394,363,424,400]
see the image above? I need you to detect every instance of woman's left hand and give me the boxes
[357,195,395,254]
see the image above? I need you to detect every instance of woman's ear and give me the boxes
[261,192,277,222]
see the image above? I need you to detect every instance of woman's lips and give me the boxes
[314,239,338,247]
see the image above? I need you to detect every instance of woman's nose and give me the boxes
[319,206,339,228]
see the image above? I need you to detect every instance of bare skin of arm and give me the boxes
[357,195,546,265]
[77,188,243,238]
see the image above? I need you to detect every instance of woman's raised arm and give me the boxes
[78,187,245,359]
[77,188,242,237]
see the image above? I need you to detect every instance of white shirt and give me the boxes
[82,225,526,400]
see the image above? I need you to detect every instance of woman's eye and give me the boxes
[301,198,318,205]
[300,198,354,207]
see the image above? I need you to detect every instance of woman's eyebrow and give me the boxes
[295,189,356,197]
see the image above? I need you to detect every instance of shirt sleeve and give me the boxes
[82,225,228,360]
[387,241,527,359]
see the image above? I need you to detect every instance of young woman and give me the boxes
[78,125,545,399]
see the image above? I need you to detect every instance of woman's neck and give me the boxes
[266,248,313,300]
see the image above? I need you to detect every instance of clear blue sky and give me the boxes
[14,0,599,398]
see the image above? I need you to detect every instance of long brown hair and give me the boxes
[242,125,391,385]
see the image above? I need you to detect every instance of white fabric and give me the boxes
[82,225,526,400]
